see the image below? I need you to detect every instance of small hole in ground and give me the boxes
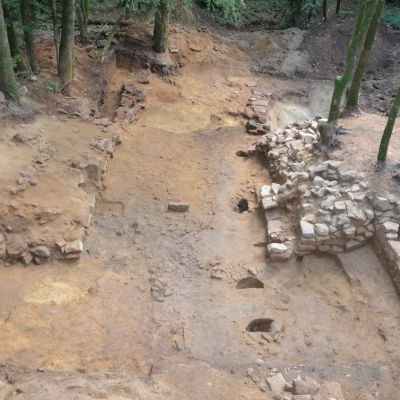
[237,199,249,213]
[246,318,274,332]
[236,277,264,289]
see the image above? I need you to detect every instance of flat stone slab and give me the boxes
[168,202,189,212]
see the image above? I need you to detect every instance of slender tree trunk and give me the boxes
[76,0,89,44]
[125,0,133,19]
[0,0,19,100]
[20,0,40,74]
[323,0,327,21]
[48,0,59,65]
[3,2,28,72]
[292,0,304,28]
[336,0,341,14]
[345,0,383,112]
[153,0,169,53]
[58,0,75,93]
[328,0,371,123]
[377,87,400,162]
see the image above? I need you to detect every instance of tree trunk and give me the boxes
[3,2,28,72]
[323,0,327,21]
[153,0,169,53]
[76,0,89,44]
[377,87,400,162]
[20,0,40,74]
[336,0,341,14]
[58,0,75,93]
[48,0,59,65]
[292,0,304,28]
[328,0,371,123]
[125,0,133,19]
[0,0,19,100]
[345,0,383,112]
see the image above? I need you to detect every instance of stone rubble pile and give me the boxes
[247,368,348,400]
[114,84,146,124]
[245,90,273,135]
[256,118,400,265]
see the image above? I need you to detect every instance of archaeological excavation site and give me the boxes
[1,0,400,399]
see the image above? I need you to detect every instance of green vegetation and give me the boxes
[46,79,60,93]
[205,0,245,26]
[382,5,400,26]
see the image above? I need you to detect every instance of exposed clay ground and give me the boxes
[0,21,400,400]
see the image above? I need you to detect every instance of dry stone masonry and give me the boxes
[0,72,149,268]
[248,91,400,291]
[0,126,123,267]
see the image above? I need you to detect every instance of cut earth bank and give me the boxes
[0,19,399,400]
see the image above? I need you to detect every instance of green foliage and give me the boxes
[11,53,22,68]
[302,0,322,18]
[205,0,245,26]
[241,0,291,28]
[382,5,400,26]
[46,80,60,93]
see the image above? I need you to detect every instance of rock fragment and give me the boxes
[266,373,288,396]
[31,245,51,258]
[293,376,320,395]
[168,202,189,212]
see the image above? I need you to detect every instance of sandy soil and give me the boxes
[0,21,399,400]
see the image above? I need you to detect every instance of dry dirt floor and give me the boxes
[0,23,400,400]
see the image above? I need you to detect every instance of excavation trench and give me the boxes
[85,50,400,399]
[0,26,400,400]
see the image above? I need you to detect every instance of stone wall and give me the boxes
[247,91,400,292]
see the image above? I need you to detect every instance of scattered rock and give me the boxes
[267,373,288,396]
[293,376,320,395]
[12,131,38,144]
[93,118,110,127]
[21,252,33,266]
[19,85,29,96]
[0,234,6,259]
[61,240,84,259]
[112,132,122,145]
[313,381,344,400]
[189,44,202,52]
[168,202,189,212]
[6,235,27,260]
[30,246,51,258]
[90,137,108,151]
[137,75,150,84]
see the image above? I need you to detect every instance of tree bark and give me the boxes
[153,0,169,53]
[58,0,75,93]
[20,0,40,74]
[292,0,304,28]
[336,0,341,14]
[125,0,133,19]
[377,87,400,162]
[0,0,19,100]
[323,0,327,21]
[3,2,28,72]
[345,0,383,112]
[48,0,59,65]
[76,0,89,44]
[328,0,371,123]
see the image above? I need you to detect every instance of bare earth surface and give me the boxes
[0,22,400,400]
